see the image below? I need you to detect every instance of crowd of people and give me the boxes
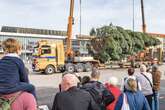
[0,38,162,110]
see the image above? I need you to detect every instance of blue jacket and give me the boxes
[115,91,150,110]
[0,56,34,94]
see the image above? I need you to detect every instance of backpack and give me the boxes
[0,92,21,110]
[82,81,114,109]
[83,83,103,105]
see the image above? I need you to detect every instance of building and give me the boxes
[0,32,66,60]
[0,26,94,61]
[149,33,165,50]
[0,26,67,61]
[76,35,95,55]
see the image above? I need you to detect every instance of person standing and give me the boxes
[82,68,114,110]
[52,73,99,110]
[105,77,121,110]
[136,64,153,109]
[151,65,161,110]
[120,67,141,91]
[115,77,150,110]
[147,58,158,73]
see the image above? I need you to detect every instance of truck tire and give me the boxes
[119,64,124,68]
[58,65,65,73]
[45,65,55,74]
[65,63,75,73]
[84,63,92,72]
[75,63,84,72]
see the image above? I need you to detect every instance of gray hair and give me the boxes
[62,73,79,87]
[152,64,158,72]
[140,64,147,72]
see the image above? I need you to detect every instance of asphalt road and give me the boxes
[29,65,165,110]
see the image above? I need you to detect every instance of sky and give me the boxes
[0,0,164,35]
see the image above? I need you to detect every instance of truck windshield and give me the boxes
[41,45,51,54]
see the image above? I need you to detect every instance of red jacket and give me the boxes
[105,83,121,110]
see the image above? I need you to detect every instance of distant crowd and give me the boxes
[0,38,162,110]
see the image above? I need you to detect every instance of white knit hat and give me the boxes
[109,76,118,86]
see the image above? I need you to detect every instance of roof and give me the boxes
[1,26,67,36]
[0,32,66,39]
[148,33,165,38]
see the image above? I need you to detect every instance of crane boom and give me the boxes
[141,0,146,33]
[66,0,74,58]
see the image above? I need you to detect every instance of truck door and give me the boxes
[56,42,65,65]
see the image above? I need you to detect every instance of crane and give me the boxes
[141,0,146,33]
[66,0,74,60]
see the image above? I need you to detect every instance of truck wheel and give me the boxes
[75,63,84,72]
[45,65,55,74]
[65,63,75,73]
[84,63,92,72]
[119,64,124,68]
[58,65,65,73]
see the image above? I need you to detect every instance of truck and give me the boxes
[32,40,102,74]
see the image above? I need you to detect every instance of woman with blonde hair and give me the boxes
[115,77,150,110]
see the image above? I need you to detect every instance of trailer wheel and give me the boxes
[84,63,92,72]
[75,63,84,72]
[45,65,55,74]
[65,63,75,73]
[135,63,140,68]
[119,64,124,68]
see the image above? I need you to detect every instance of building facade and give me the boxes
[0,32,66,61]
[0,26,94,61]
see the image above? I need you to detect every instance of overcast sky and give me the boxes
[0,0,164,35]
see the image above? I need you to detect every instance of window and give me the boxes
[33,47,39,54]
[41,45,51,54]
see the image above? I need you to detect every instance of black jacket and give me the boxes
[52,86,100,110]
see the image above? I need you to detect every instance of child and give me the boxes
[0,38,36,98]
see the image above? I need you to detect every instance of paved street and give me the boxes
[29,64,165,109]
